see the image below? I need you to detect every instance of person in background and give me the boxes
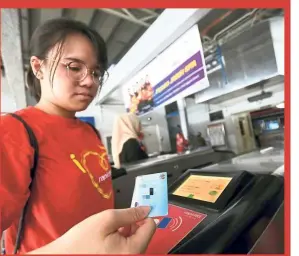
[176,125,189,153]
[138,130,147,152]
[1,18,155,254]
[197,132,207,147]
[254,127,262,148]
[112,113,148,168]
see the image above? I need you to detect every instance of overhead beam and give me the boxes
[104,19,125,63]
[140,15,157,22]
[91,11,121,42]
[121,8,135,19]
[105,18,123,46]
[73,9,95,25]
[39,9,63,24]
[111,27,146,65]
[99,8,151,27]
[139,8,159,17]
[97,8,212,104]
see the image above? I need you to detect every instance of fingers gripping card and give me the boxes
[131,172,168,217]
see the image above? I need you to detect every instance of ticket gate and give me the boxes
[145,169,284,254]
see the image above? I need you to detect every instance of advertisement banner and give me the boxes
[122,25,209,115]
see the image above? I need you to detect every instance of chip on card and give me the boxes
[131,172,168,217]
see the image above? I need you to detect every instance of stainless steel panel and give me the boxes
[201,148,284,174]
[195,20,279,104]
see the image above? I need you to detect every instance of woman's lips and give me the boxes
[74,93,93,100]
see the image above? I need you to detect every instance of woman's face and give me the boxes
[33,33,103,112]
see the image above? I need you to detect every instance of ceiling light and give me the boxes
[276,102,284,109]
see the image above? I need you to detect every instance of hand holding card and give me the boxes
[131,172,168,218]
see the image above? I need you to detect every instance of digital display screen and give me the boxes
[265,120,280,130]
[173,175,232,203]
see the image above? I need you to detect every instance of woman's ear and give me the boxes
[30,56,44,79]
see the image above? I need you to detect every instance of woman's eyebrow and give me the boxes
[63,57,101,69]
[63,57,84,63]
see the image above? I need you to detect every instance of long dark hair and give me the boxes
[27,18,108,101]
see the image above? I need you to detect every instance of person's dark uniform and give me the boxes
[197,132,207,147]
[119,138,148,164]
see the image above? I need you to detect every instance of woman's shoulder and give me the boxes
[2,107,38,124]
[1,107,34,130]
[1,108,36,154]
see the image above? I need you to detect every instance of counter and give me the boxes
[122,146,214,171]
[200,147,284,175]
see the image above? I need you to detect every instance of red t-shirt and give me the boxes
[0,107,114,253]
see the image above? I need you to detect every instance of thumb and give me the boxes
[100,206,151,234]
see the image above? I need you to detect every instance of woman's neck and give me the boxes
[35,100,76,118]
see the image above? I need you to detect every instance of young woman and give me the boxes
[1,18,156,254]
[111,113,148,168]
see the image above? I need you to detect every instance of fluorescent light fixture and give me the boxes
[276,102,284,108]
[247,91,273,102]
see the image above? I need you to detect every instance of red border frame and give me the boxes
[284,3,291,256]
[0,0,290,8]
[0,0,290,256]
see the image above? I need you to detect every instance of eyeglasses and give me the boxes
[61,61,109,86]
[42,58,109,86]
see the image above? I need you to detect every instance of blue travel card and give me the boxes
[131,172,168,217]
